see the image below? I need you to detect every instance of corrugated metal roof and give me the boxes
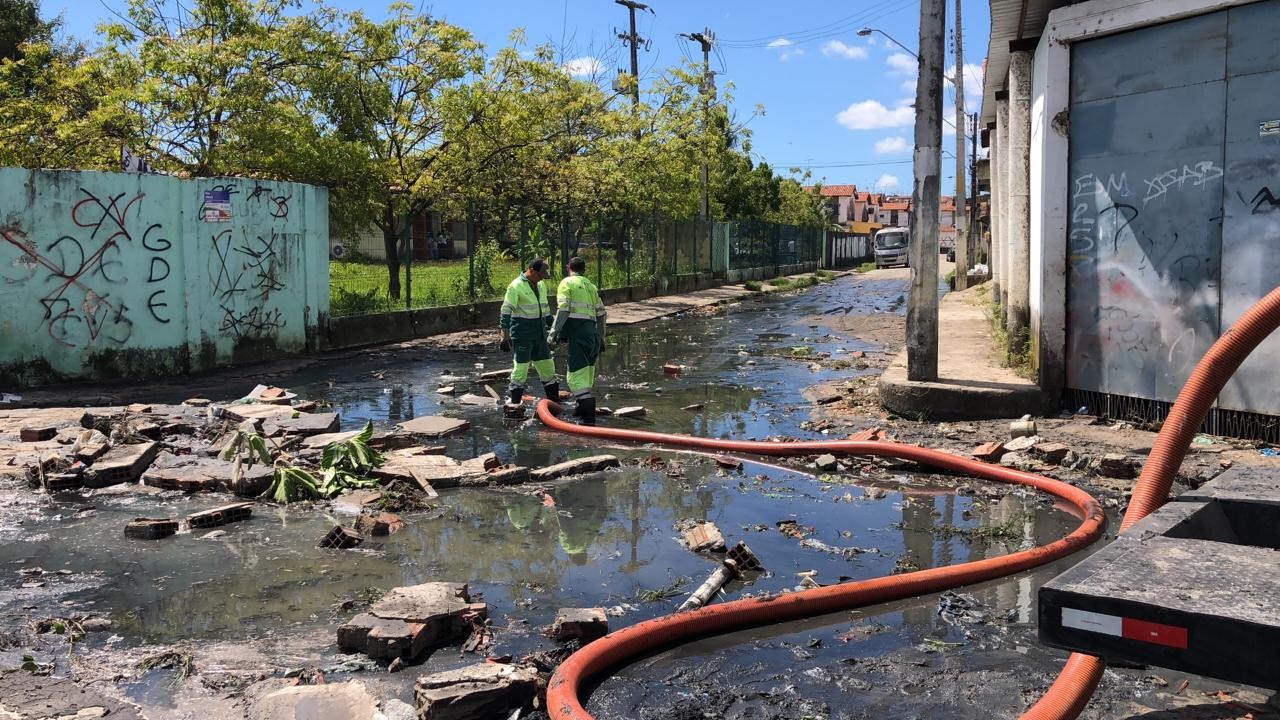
[979,0,1075,125]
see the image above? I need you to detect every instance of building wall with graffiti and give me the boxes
[0,169,329,386]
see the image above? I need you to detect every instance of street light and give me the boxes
[859,27,956,86]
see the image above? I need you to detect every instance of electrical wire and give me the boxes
[718,0,915,48]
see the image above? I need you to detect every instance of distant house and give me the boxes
[332,211,467,262]
[878,198,912,227]
[818,184,857,225]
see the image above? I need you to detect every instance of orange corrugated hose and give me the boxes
[538,285,1280,720]
[1023,285,1280,718]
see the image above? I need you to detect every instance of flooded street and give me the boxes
[0,272,1242,719]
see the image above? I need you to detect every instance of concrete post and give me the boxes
[906,0,946,381]
[989,125,1002,311]
[952,0,968,290]
[995,95,1010,323]
[1005,50,1032,357]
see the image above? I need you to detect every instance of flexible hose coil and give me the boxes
[540,285,1280,720]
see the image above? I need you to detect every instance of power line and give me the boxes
[718,0,915,48]
[768,159,915,169]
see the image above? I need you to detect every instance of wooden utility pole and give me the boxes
[682,29,715,220]
[908,0,945,381]
[615,0,651,107]
[952,0,968,289]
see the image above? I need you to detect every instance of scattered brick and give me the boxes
[547,608,608,642]
[124,518,179,540]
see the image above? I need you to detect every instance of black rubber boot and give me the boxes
[509,386,525,405]
[575,397,596,424]
[542,381,560,400]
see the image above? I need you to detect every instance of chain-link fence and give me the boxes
[329,212,819,318]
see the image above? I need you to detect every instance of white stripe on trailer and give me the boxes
[1061,608,1122,637]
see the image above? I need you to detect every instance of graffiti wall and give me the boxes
[0,169,328,385]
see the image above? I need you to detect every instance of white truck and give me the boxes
[873,227,910,269]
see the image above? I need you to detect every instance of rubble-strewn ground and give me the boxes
[1,268,1277,719]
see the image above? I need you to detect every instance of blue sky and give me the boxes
[51,0,989,195]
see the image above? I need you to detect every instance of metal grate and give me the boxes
[1065,388,1280,444]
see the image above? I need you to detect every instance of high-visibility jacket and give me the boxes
[499,274,551,341]
[555,275,606,331]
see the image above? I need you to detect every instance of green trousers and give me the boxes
[563,319,600,399]
[510,334,555,389]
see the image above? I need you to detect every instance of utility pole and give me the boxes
[970,111,979,263]
[952,0,968,290]
[908,0,945,381]
[615,0,651,107]
[682,29,715,221]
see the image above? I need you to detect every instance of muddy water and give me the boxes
[0,275,1093,716]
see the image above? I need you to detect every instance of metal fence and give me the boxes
[329,213,821,318]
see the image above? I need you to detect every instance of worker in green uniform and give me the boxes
[548,256,607,421]
[499,258,558,407]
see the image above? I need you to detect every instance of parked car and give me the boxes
[873,227,910,269]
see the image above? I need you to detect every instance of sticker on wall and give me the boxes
[202,189,232,222]
[1260,120,1280,138]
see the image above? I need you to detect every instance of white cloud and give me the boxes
[836,100,914,130]
[562,56,602,78]
[900,78,917,94]
[821,40,868,60]
[767,37,804,61]
[886,52,916,75]
[874,136,910,154]
[875,173,900,190]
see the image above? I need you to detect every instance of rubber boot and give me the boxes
[509,386,525,405]
[542,381,560,400]
[575,397,596,424]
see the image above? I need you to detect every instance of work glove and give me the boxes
[499,332,511,353]
[599,339,607,354]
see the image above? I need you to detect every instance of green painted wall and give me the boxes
[0,169,329,386]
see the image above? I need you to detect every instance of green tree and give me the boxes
[305,3,484,299]
[0,0,52,61]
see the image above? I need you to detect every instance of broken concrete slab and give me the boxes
[124,518,179,540]
[355,512,404,536]
[547,607,608,642]
[249,680,382,720]
[84,441,159,487]
[262,412,340,437]
[318,525,364,549]
[458,393,496,406]
[222,403,300,423]
[332,489,383,515]
[143,453,274,494]
[529,455,620,483]
[20,426,56,442]
[972,441,1007,463]
[461,453,500,471]
[478,369,510,381]
[1096,453,1138,479]
[436,386,456,395]
[682,522,726,552]
[814,454,839,471]
[613,406,646,418]
[1003,435,1040,453]
[187,502,253,529]
[413,663,538,720]
[338,582,486,660]
[1032,442,1071,465]
[300,430,361,450]
[476,465,530,486]
[396,416,470,438]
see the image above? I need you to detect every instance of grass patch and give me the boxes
[985,300,1034,380]
[744,280,763,291]
[634,576,689,603]
[814,269,835,280]
[854,261,876,273]
[768,277,794,289]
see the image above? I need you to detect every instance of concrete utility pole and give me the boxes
[908,0,945,381]
[615,0,650,107]
[994,94,1009,322]
[681,29,715,220]
[970,112,979,263]
[952,0,968,289]
[1006,50,1033,357]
